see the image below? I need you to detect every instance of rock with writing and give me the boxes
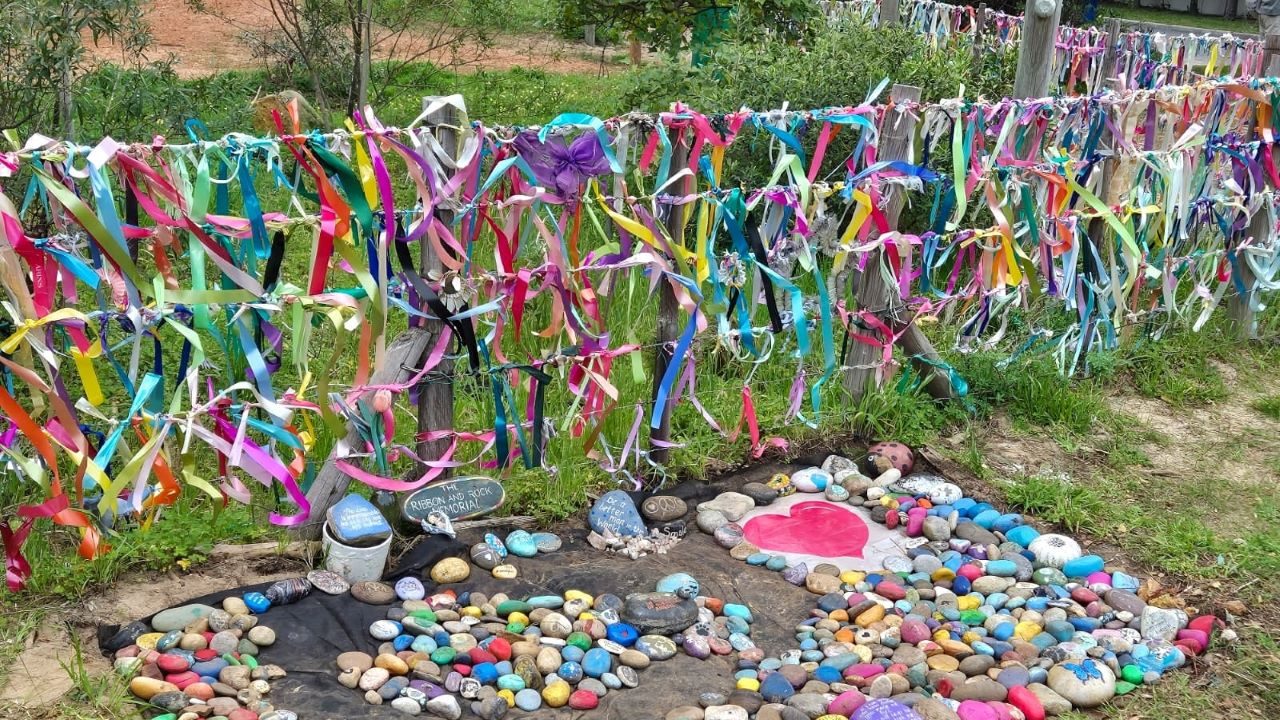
[401,477,505,524]
[588,491,647,538]
[620,592,699,635]
[326,494,393,547]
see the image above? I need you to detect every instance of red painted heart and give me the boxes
[742,501,870,558]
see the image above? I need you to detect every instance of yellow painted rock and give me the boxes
[855,604,885,627]
[135,633,163,651]
[492,564,518,579]
[736,677,760,691]
[927,654,960,672]
[374,653,408,675]
[461,606,482,619]
[129,677,178,700]
[840,570,866,586]
[564,590,593,605]
[1014,621,1042,642]
[931,567,956,582]
[937,638,973,657]
[508,611,530,626]
[430,557,469,584]
[497,689,515,707]
[542,680,571,708]
[957,595,980,611]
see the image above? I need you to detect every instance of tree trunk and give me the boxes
[629,35,642,66]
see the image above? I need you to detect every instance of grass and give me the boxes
[1253,395,1280,420]
[1098,1,1259,34]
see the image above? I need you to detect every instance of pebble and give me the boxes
[532,532,562,553]
[431,558,470,584]
[394,576,426,601]
[470,543,502,570]
[152,604,216,633]
[697,492,755,522]
[641,495,688,522]
[492,564,518,579]
[505,530,538,558]
[350,581,396,605]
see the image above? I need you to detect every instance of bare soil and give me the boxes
[93,0,625,79]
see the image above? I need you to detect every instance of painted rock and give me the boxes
[850,698,922,720]
[588,490,647,537]
[1028,534,1082,569]
[492,564,518,579]
[152,605,216,633]
[641,495,688,522]
[893,473,963,504]
[484,533,508,558]
[1140,606,1188,642]
[395,577,426,601]
[1046,658,1116,708]
[862,441,915,476]
[505,530,538,558]
[326,493,393,546]
[350,581,397,605]
[713,523,744,549]
[306,569,350,595]
[790,467,832,493]
[470,543,502,570]
[532,532,562,553]
[431,558,470,584]
[635,635,678,661]
[765,473,796,497]
[656,573,700,599]
[621,593,699,635]
[697,492,755,522]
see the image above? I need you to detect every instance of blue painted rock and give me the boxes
[605,622,639,646]
[582,648,611,678]
[1047,658,1116,708]
[656,572,700,598]
[588,490,647,537]
[243,593,271,614]
[326,493,393,546]
[531,532,562,553]
[483,533,508,558]
[760,671,795,702]
[635,635,677,660]
[789,467,832,493]
[505,530,538,558]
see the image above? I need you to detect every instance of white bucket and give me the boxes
[322,522,392,583]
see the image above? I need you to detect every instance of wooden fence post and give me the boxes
[1081,79,1120,359]
[1229,35,1280,338]
[1013,0,1063,99]
[418,96,458,470]
[650,132,689,466]
[1101,18,1122,85]
[843,85,953,401]
[880,0,901,26]
[972,3,988,71]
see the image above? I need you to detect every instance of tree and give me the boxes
[557,0,819,61]
[0,0,151,138]
[191,0,499,120]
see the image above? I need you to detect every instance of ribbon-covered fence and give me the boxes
[1,74,1278,588]
[823,0,1265,93]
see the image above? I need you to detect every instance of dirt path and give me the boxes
[94,0,622,78]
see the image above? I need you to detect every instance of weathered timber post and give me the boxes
[880,0,901,26]
[650,131,690,466]
[1082,79,1121,360]
[843,85,947,401]
[1013,0,1063,99]
[972,4,988,72]
[417,96,458,470]
[1230,36,1280,339]
[1100,18,1122,87]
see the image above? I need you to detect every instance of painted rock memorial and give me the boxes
[113,443,1226,720]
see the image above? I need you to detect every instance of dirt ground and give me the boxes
[92,0,621,78]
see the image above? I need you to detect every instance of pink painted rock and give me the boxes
[875,581,907,601]
[845,663,886,679]
[568,689,599,710]
[906,507,927,536]
[864,441,915,476]
[1006,686,1045,720]
[828,689,867,716]
[956,700,999,720]
[958,564,984,581]
[901,620,931,645]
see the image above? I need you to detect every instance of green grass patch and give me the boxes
[1253,395,1280,420]
[1097,1,1259,34]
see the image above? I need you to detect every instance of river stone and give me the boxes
[1028,682,1073,715]
[1028,534,1083,569]
[622,593,698,635]
[588,490,647,537]
[893,473,963,504]
[805,573,842,595]
[954,523,999,546]
[471,543,501,570]
[532,532,562,553]
[635,635,678,660]
[1140,606,1187,642]
[350,581,396,605]
[1046,659,1116,708]
[390,696,422,715]
[395,577,426,601]
[641,495,688,522]
[782,563,808,586]
[105,621,149,652]
[698,493,755,522]
[714,523,745,549]
[306,569,350,595]
[1104,589,1147,616]
[950,677,1007,702]
[922,516,951,541]
[704,706,749,720]
[152,604,216,633]
[505,530,538,558]
[741,482,778,505]
[431,558,470,584]
[730,542,760,560]
[697,510,730,534]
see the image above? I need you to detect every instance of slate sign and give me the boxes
[401,476,505,523]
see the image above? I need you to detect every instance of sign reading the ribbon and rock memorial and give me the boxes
[401,477,506,523]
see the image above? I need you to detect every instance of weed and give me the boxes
[1253,395,1280,421]
[57,630,138,720]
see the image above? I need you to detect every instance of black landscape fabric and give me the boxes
[99,459,843,719]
